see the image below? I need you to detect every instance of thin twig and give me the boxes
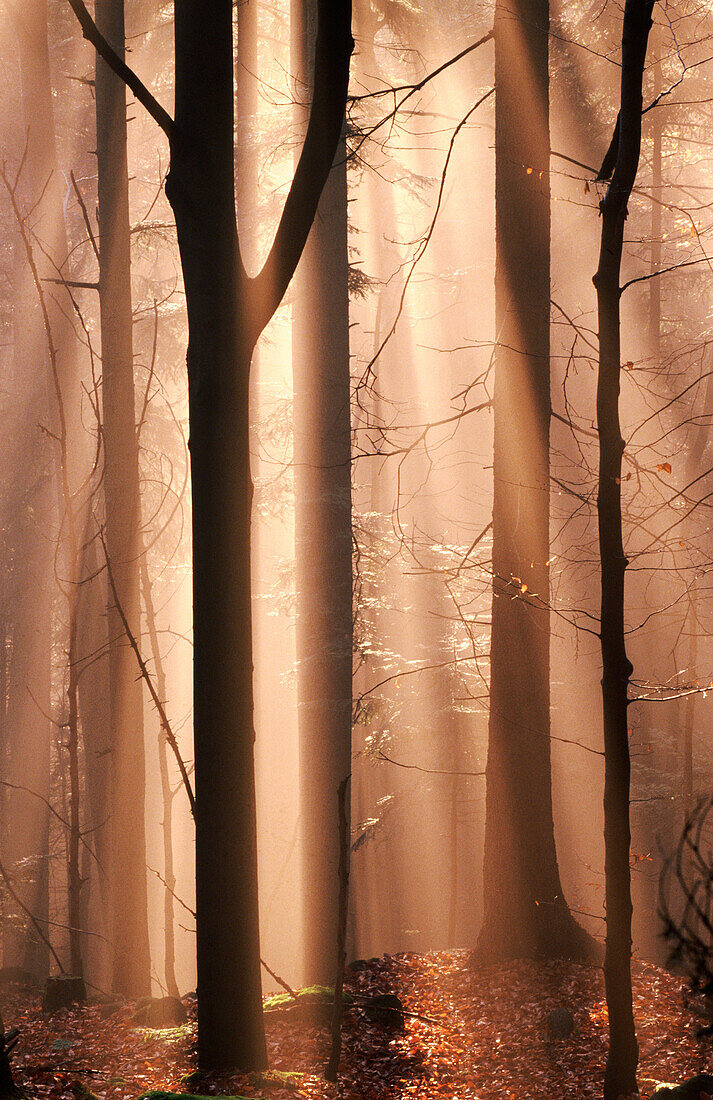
[98,528,196,815]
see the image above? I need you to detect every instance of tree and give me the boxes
[4,0,89,980]
[479,0,591,961]
[290,0,353,985]
[95,0,152,999]
[68,0,353,1070]
[593,1,655,1095]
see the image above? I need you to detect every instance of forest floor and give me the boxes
[2,952,712,1100]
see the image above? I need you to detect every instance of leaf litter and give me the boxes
[1,953,711,1100]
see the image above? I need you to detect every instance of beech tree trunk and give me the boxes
[167,0,353,1069]
[291,0,353,986]
[95,0,151,998]
[72,0,352,1067]
[479,0,590,961]
[593,3,655,1096]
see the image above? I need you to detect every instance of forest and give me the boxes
[3,0,713,1097]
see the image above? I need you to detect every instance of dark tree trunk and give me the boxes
[648,41,662,362]
[163,0,353,1070]
[95,0,151,998]
[479,0,590,962]
[70,0,352,1066]
[593,3,655,1097]
[291,0,353,985]
[168,3,264,1069]
[0,1011,18,1098]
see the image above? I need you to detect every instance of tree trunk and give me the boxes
[593,4,654,1096]
[76,530,112,987]
[140,557,180,998]
[6,0,84,979]
[479,0,590,962]
[648,42,662,363]
[95,0,151,998]
[291,0,353,985]
[72,0,352,1066]
[168,1,266,1068]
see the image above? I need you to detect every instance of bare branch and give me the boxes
[66,0,175,140]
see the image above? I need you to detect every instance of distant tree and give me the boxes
[479,0,591,962]
[94,0,152,999]
[593,0,655,1095]
[4,0,88,980]
[68,0,353,1070]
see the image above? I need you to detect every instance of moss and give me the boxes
[248,1069,304,1090]
[71,1082,99,1100]
[263,985,353,1012]
[134,1025,193,1044]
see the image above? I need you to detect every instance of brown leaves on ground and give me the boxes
[1,953,710,1100]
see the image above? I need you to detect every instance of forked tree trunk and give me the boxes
[593,3,655,1096]
[168,0,352,1070]
[95,0,151,998]
[479,0,590,962]
[71,0,352,1068]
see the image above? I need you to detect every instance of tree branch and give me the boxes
[66,0,175,140]
[249,0,353,337]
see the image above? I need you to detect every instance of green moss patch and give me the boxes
[249,1069,304,1090]
[134,1025,193,1044]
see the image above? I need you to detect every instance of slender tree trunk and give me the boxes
[67,620,83,977]
[681,587,696,814]
[140,557,180,998]
[3,475,52,977]
[593,4,655,1096]
[677,374,709,822]
[479,0,590,961]
[291,0,353,985]
[94,0,151,997]
[649,45,662,362]
[76,530,112,986]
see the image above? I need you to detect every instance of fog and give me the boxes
[0,0,711,1009]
